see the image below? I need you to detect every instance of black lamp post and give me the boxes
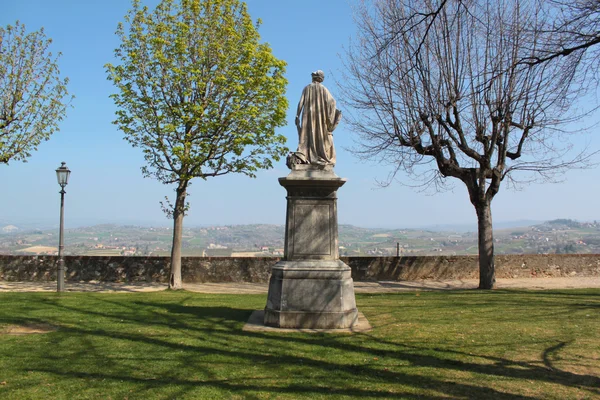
[55,162,71,292]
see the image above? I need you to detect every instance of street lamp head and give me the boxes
[55,161,71,188]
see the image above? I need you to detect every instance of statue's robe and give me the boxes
[296,82,340,166]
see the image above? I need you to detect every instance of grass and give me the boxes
[0,289,598,399]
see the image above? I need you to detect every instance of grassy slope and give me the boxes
[0,290,598,399]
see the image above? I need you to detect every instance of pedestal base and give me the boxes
[264,260,358,329]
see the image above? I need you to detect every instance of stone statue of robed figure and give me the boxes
[263,70,361,330]
[288,70,342,168]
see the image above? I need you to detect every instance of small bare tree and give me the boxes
[341,0,595,289]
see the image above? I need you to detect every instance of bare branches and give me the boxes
[521,36,600,65]
[521,0,600,69]
[341,0,595,200]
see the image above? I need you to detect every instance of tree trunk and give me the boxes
[169,182,188,290]
[475,200,496,289]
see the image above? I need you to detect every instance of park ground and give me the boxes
[0,278,598,399]
[1,276,599,293]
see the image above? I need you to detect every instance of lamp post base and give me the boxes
[57,261,65,292]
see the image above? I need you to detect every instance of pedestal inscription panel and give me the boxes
[293,203,331,256]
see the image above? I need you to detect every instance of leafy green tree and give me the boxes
[106,0,288,289]
[0,21,71,164]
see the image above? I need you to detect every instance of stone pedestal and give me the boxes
[264,165,358,329]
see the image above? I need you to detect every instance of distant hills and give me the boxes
[0,218,565,233]
[418,219,545,233]
[1,218,599,256]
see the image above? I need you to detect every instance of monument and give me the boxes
[264,70,359,329]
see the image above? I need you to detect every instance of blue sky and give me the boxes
[1,0,599,229]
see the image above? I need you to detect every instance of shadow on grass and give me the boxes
[24,369,533,400]
[0,291,598,399]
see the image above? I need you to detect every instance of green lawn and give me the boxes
[0,289,598,399]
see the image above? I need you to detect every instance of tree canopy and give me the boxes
[0,21,71,164]
[106,0,288,185]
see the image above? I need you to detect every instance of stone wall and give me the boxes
[0,254,599,283]
[345,254,600,281]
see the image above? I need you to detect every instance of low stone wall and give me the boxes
[0,254,598,283]
[345,255,600,281]
[0,256,275,283]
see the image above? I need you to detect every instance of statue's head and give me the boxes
[311,70,325,83]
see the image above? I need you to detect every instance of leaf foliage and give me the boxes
[106,0,289,185]
[0,21,71,164]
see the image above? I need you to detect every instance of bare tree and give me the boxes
[341,0,595,289]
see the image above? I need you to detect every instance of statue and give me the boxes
[287,70,342,168]
[264,71,359,330]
